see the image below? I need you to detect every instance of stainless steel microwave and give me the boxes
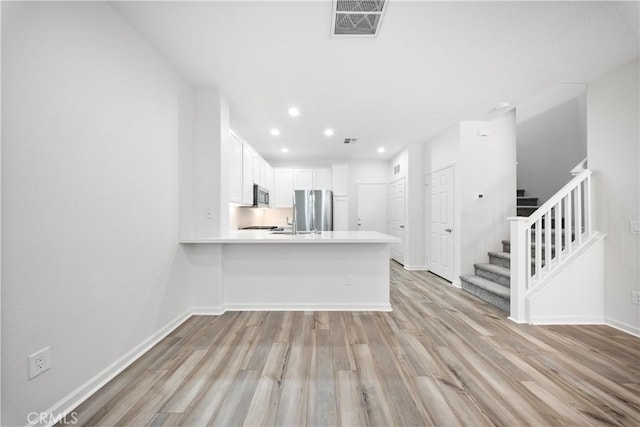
[253,184,269,207]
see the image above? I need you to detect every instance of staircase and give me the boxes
[460,188,539,312]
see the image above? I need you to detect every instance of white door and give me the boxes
[427,166,454,281]
[390,178,405,264]
[357,184,388,234]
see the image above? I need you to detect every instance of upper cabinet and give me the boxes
[273,167,334,207]
[229,133,244,203]
[241,143,255,205]
[293,169,313,190]
[331,164,349,196]
[273,169,294,208]
[230,129,273,206]
[313,169,332,190]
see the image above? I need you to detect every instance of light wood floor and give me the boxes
[66,261,640,426]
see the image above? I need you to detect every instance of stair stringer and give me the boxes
[524,232,605,325]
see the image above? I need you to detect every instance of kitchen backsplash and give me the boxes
[229,205,293,229]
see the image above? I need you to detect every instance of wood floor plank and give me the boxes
[114,349,208,426]
[210,369,261,426]
[336,370,369,427]
[307,329,339,426]
[243,342,290,427]
[63,261,640,427]
[274,312,313,426]
[351,343,400,426]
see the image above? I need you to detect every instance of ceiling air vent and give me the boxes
[344,138,358,144]
[331,0,387,37]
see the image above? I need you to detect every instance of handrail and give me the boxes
[509,168,594,323]
[570,158,588,176]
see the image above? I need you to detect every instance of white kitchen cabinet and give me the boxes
[275,167,334,208]
[332,164,349,196]
[273,169,294,208]
[229,133,243,203]
[293,169,313,190]
[253,151,260,187]
[264,164,273,201]
[333,196,349,231]
[313,169,332,191]
[242,144,255,205]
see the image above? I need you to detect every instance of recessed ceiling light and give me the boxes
[324,128,334,137]
[288,107,300,117]
[281,147,289,153]
[270,128,280,136]
[377,147,386,153]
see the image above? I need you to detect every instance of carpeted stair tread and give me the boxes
[474,263,510,277]
[488,251,510,261]
[460,275,510,299]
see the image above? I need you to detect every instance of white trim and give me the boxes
[450,279,462,289]
[403,265,427,271]
[191,306,225,316]
[36,309,194,427]
[604,317,640,338]
[223,303,392,312]
[530,315,605,325]
[508,316,528,324]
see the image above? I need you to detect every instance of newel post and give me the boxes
[508,216,528,323]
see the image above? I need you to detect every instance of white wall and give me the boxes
[587,59,640,335]
[517,84,587,203]
[2,3,195,424]
[459,112,517,276]
[424,125,462,285]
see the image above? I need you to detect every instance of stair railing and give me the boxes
[509,168,593,323]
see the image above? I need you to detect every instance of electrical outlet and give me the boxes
[205,208,215,220]
[28,347,51,379]
[632,290,640,305]
[346,275,354,286]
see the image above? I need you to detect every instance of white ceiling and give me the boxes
[112,1,639,161]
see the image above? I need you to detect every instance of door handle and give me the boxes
[399,225,405,229]
[445,228,452,233]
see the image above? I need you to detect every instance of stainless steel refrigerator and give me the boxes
[293,190,333,232]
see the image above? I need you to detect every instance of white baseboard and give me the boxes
[223,303,392,312]
[39,309,193,427]
[191,305,225,315]
[403,265,427,271]
[529,315,640,338]
[530,315,605,326]
[604,316,640,338]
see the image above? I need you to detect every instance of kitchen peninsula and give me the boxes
[180,231,399,312]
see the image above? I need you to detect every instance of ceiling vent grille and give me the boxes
[331,0,387,37]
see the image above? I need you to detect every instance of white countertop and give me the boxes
[179,230,400,244]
